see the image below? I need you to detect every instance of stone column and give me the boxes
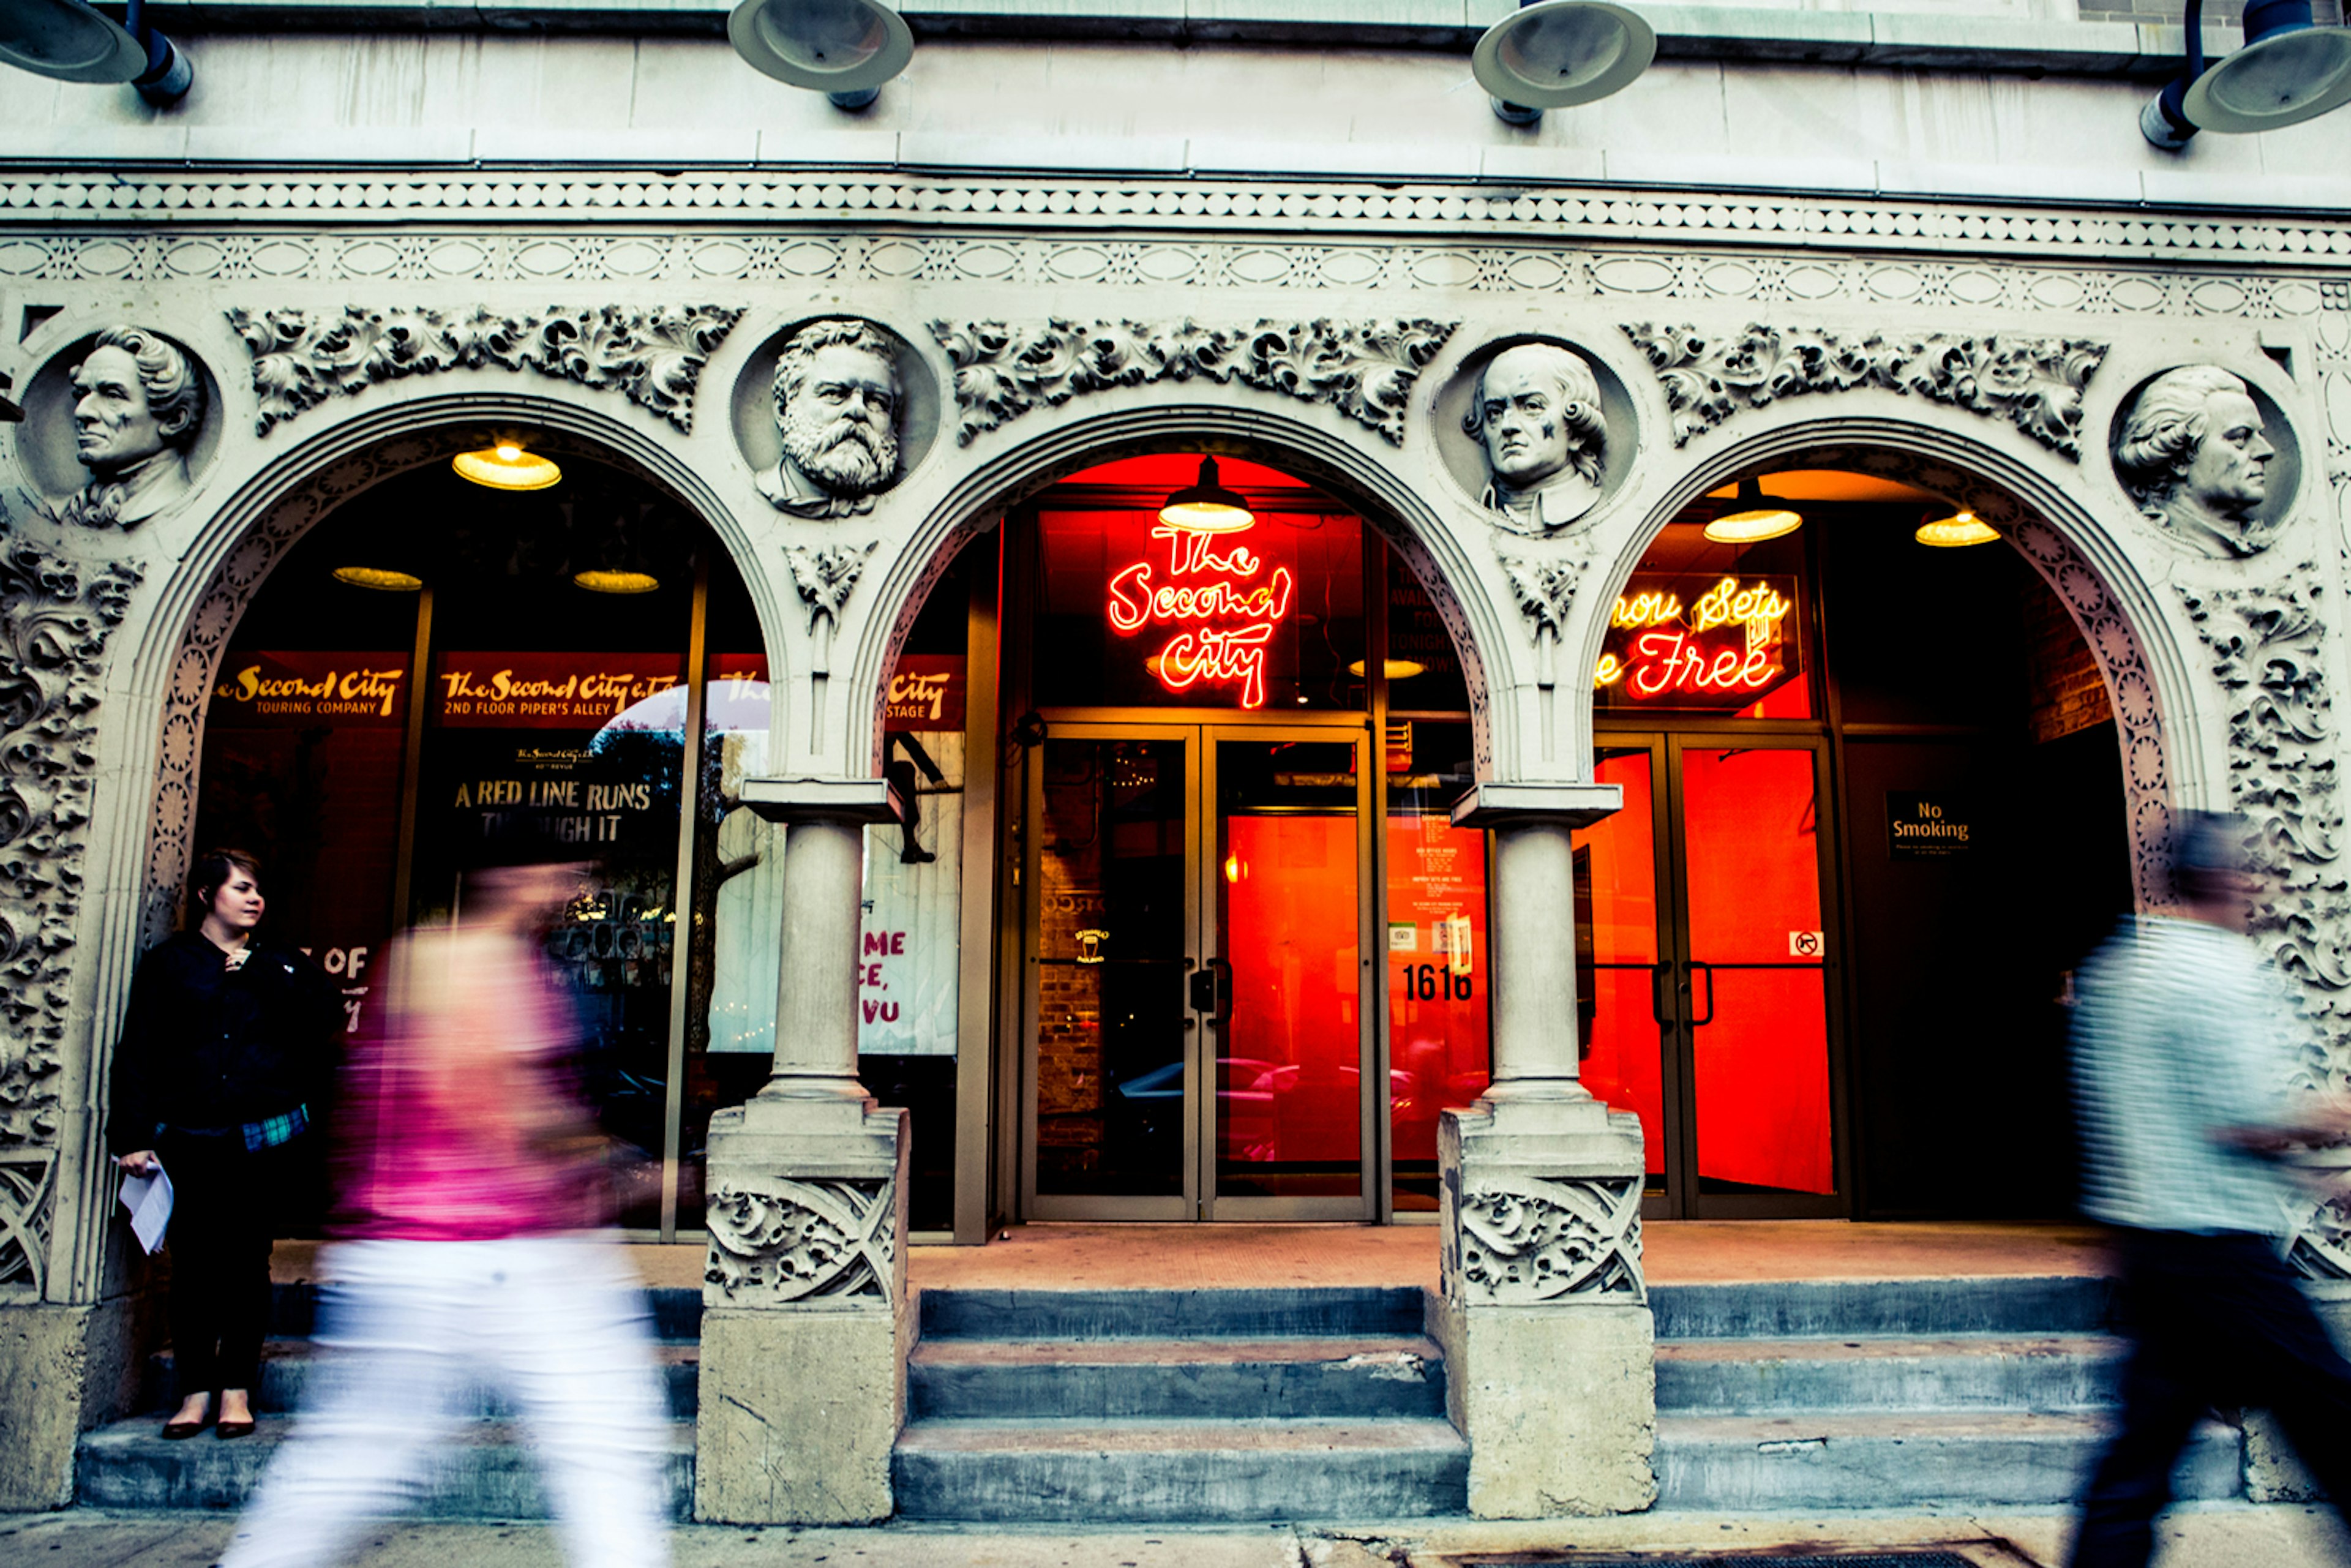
[1437,781,1657,1518]
[696,776,912,1525]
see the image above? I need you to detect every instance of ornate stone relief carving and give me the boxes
[1621,323,2106,459]
[2115,366,2287,559]
[704,1178,894,1304]
[929,318,1455,448]
[0,527,141,1296]
[1498,552,1584,636]
[227,304,743,436]
[1450,1174,1644,1304]
[39,326,208,531]
[2175,573,2351,1278]
[786,541,876,678]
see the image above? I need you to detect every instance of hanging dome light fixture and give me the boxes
[1158,456,1256,532]
[452,440,561,492]
[1915,508,2001,548]
[331,566,425,592]
[1701,476,1803,545]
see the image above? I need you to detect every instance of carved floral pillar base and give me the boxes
[696,1096,909,1523]
[1438,1095,1656,1517]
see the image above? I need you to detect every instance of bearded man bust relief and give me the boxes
[1464,341,1608,537]
[45,326,207,530]
[759,319,904,519]
[2113,365,2282,560]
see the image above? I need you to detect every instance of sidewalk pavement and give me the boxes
[6,1506,2349,1568]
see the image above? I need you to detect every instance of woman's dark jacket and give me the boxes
[108,934,345,1155]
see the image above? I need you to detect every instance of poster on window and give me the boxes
[860,668,966,1057]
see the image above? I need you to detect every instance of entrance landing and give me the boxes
[272,1221,2113,1290]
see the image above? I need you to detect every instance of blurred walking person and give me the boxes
[2069,811,2351,1568]
[219,853,669,1568]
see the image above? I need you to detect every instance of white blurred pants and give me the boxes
[219,1235,670,1568]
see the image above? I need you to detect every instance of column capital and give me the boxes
[741,775,905,825]
[1450,780,1622,830]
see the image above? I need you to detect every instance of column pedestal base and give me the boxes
[694,1095,909,1524]
[1438,1097,1656,1517]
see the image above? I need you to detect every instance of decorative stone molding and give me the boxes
[0,528,141,1296]
[1498,552,1584,634]
[228,304,743,436]
[786,541,876,678]
[2176,572,2351,1278]
[704,1178,895,1304]
[929,317,1455,448]
[2115,366,2290,560]
[4,173,2351,278]
[1452,1174,1644,1304]
[0,1152,54,1295]
[1621,323,2106,459]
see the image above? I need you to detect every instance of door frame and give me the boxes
[1016,711,1381,1222]
[1600,724,1851,1220]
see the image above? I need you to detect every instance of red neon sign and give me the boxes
[1106,519,1295,709]
[1594,575,1800,710]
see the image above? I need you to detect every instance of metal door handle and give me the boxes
[1687,961,1715,1027]
[1188,958,1234,1024]
[1651,962,1673,1025]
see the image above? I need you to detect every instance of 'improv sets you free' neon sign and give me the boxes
[1106,517,1295,708]
[1594,575,1799,708]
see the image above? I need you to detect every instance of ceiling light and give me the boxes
[1472,0,1655,126]
[1915,510,2001,549]
[2142,0,2351,147]
[332,566,425,592]
[1347,659,1428,680]
[1702,477,1803,545]
[727,0,912,110]
[0,0,190,105]
[452,442,561,491]
[1158,457,1256,533]
[575,570,661,595]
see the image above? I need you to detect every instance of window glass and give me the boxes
[1595,521,1810,719]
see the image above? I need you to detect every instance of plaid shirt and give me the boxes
[2071,915,2304,1237]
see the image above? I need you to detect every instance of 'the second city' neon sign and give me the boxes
[1594,576,1796,703]
[1106,518,1295,708]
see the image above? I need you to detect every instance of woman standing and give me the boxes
[111,849,344,1440]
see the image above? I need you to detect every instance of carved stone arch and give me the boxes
[48,390,773,1299]
[847,402,1515,783]
[1580,416,2203,914]
[124,391,774,940]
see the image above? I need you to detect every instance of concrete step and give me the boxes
[917,1286,1427,1341]
[1650,1277,2117,1340]
[1655,1334,2127,1416]
[140,1342,702,1419]
[1654,1411,2242,1510]
[75,1416,697,1518]
[891,1417,1469,1521]
[266,1283,703,1343]
[909,1334,1445,1420]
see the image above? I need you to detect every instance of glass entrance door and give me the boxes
[1577,735,1842,1217]
[1022,724,1375,1220]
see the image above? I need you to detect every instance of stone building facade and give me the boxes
[4,0,2351,1520]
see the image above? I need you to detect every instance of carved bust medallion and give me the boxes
[2113,366,2284,559]
[760,318,906,519]
[43,326,208,530]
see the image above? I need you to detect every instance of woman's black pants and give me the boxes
[157,1132,290,1399]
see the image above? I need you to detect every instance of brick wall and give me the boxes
[2022,568,2113,745]
[2076,0,2341,24]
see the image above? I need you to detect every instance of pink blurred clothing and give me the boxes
[331,937,599,1242]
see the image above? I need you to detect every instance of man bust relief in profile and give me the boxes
[760,318,903,519]
[47,326,206,530]
[2113,366,2280,559]
[1464,341,1608,536]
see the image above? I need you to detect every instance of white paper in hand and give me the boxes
[118,1166,173,1254]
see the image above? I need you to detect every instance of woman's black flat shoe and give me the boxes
[214,1418,255,1439]
[160,1416,211,1440]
